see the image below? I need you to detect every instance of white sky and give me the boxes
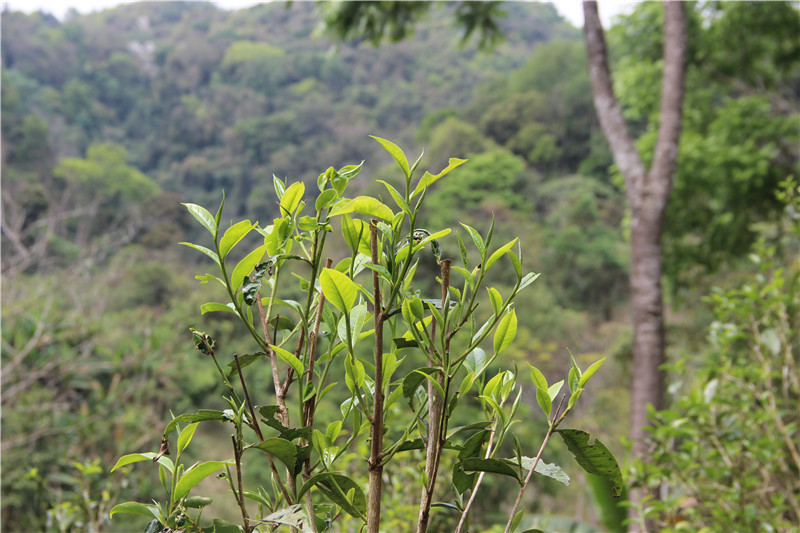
[2,0,636,29]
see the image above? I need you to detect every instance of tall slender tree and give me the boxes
[583,1,687,526]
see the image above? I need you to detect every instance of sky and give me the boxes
[2,0,636,29]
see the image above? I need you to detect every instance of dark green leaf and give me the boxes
[557,429,623,497]
[251,438,297,471]
[297,472,366,520]
[460,458,521,483]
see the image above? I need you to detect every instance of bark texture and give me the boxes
[583,1,688,529]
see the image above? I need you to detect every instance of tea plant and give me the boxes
[111,137,621,532]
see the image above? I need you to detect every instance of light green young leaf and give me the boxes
[231,244,269,293]
[487,287,503,317]
[219,220,254,260]
[183,203,217,237]
[371,135,410,178]
[177,422,200,454]
[378,180,411,214]
[529,365,548,391]
[280,181,305,217]
[411,157,468,198]
[548,380,564,401]
[174,460,233,501]
[484,238,518,272]
[316,188,338,211]
[341,215,370,255]
[493,309,517,354]
[329,196,394,222]
[579,357,606,388]
[320,268,359,313]
[536,388,552,417]
[180,242,221,267]
[200,302,237,315]
[110,452,173,473]
[270,344,305,377]
[460,223,485,255]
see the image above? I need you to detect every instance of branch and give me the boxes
[582,1,647,210]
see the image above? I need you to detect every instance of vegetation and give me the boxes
[1,1,797,531]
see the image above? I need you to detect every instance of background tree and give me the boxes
[582,2,687,525]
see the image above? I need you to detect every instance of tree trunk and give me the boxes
[583,1,687,529]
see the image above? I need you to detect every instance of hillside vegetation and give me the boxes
[1,2,797,531]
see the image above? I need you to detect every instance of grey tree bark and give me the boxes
[583,1,688,529]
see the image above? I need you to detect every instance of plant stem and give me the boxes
[416,260,451,533]
[455,426,497,533]
[232,435,251,532]
[504,394,567,533]
[233,353,263,441]
[367,220,386,533]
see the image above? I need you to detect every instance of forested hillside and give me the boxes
[1,1,798,531]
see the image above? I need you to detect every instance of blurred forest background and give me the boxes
[1,1,798,531]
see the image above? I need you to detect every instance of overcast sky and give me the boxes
[2,0,636,29]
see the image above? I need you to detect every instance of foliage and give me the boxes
[608,1,800,288]
[633,179,800,532]
[111,138,619,532]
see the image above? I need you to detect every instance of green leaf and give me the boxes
[297,472,367,520]
[536,388,552,417]
[371,135,410,178]
[109,501,160,520]
[341,215,370,255]
[185,496,213,508]
[177,423,199,454]
[180,242,221,267]
[485,238,518,272]
[319,268,359,313]
[529,365,548,391]
[460,458,521,483]
[557,429,624,497]
[402,367,439,400]
[263,505,311,531]
[519,272,540,291]
[200,302,237,315]
[316,188,338,211]
[508,249,523,279]
[163,410,227,438]
[493,309,517,353]
[174,461,232,501]
[219,220,254,260]
[203,518,246,533]
[411,157,468,197]
[329,196,394,222]
[251,438,297,471]
[183,203,217,237]
[464,348,487,375]
[110,452,173,473]
[270,344,304,377]
[231,244,269,293]
[510,510,524,532]
[487,287,503,317]
[548,380,564,401]
[525,460,570,486]
[460,223,485,255]
[280,182,305,217]
[378,180,411,214]
[579,357,606,387]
